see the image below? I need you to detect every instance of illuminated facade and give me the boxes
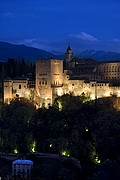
[4,80,13,104]
[97,61,120,80]
[3,46,120,106]
[4,78,34,104]
[36,59,63,105]
[35,46,120,106]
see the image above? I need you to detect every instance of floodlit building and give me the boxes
[36,59,63,105]
[35,46,120,106]
[3,45,120,106]
[3,77,34,104]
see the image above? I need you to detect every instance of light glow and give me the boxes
[31,141,36,153]
[61,150,70,157]
[90,94,95,100]
[57,100,62,111]
[50,144,52,148]
[57,88,63,96]
[94,155,101,164]
[14,149,18,154]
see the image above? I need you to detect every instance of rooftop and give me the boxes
[12,159,33,165]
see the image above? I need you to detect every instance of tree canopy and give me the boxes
[0,95,120,179]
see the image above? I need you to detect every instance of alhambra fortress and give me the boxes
[3,46,120,107]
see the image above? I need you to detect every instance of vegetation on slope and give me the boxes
[0,95,120,179]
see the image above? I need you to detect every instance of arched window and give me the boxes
[112,66,114,72]
[109,66,111,72]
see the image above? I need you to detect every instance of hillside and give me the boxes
[1,41,120,62]
[0,41,56,62]
[78,50,120,61]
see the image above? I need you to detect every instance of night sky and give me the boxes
[1,0,120,53]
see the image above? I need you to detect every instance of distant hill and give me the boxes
[1,41,120,62]
[0,41,56,62]
[78,50,120,61]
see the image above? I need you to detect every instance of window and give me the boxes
[19,84,21,89]
[112,66,114,72]
[109,66,111,72]
[54,73,59,75]
[118,67,120,72]
[106,66,108,72]
[39,73,47,76]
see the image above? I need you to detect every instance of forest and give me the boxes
[0,94,120,179]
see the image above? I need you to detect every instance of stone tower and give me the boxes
[65,45,73,62]
[65,45,73,69]
[36,59,63,106]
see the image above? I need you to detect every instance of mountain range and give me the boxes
[0,41,120,62]
[0,41,56,62]
[78,50,120,61]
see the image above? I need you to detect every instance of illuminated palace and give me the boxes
[4,46,120,106]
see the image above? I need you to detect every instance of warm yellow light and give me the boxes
[14,149,18,154]
[94,155,101,164]
[57,88,62,96]
[104,90,111,97]
[90,94,95,100]
[25,90,30,97]
[36,105,38,109]
[45,96,49,100]
[61,150,70,157]
[31,141,36,153]
[50,144,52,148]
[37,92,40,97]
[57,100,62,111]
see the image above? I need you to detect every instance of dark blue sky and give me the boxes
[1,0,120,53]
